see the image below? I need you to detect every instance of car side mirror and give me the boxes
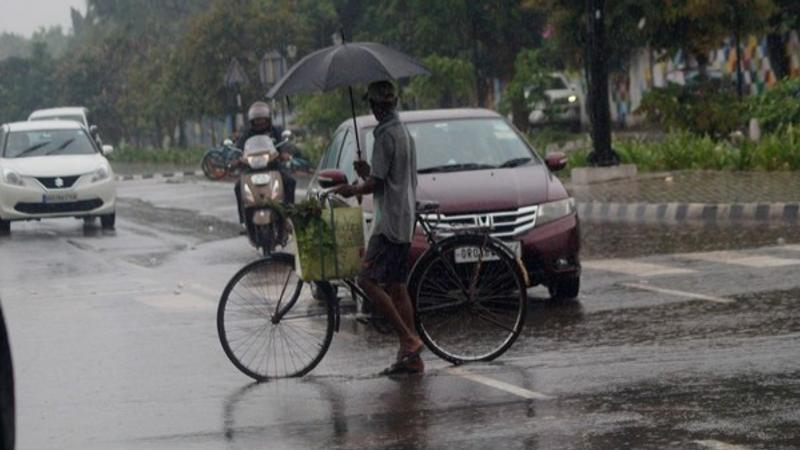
[101,145,114,156]
[545,152,567,172]
[317,169,348,189]
[89,125,99,135]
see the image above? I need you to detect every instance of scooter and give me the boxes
[239,131,293,256]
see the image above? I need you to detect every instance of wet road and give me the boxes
[0,176,798,449]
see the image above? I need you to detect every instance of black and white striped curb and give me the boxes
[116,170,205,182]
[578,201,800,224]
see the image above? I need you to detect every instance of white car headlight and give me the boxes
[568,95,578,103]
[247,155,270,169]
[91,165,110,182]
[2,168,24,186]
[536,198,576,227]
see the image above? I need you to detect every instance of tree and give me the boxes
[0,43,57,123]
[409,55,476,109]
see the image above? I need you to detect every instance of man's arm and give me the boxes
[333,176,383,197]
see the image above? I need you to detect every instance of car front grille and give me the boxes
[15,199,103,214]
[35,176,81,189]
[423,205,538,238]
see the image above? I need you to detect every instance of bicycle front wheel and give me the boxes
[217,253,334,381]
[410,234,527,364]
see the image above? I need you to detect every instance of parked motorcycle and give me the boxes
[239,132,293,256]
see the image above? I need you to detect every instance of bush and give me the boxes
[637,78,744,137]
[566,128,800,173]
[107,146,206,165]
[747,77,800,133]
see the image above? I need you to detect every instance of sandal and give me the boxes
[379,358,424,376]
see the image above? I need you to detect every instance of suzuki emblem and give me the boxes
[54,177,64,188]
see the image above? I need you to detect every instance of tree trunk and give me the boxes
[767,32,789,81]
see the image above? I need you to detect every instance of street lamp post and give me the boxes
[259,50,288,128]
[585,0,619,167]
[224,57,249,134]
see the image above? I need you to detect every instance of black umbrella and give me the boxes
[266,41,429,159]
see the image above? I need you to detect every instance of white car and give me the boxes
[28,107,90,128]
[526,73,581,130]
[0,120,116,234]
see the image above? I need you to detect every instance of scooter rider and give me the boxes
[234,102,296,226]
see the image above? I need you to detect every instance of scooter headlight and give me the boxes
[2,168,24,186]
[246,154,270,169]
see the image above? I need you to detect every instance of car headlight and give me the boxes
[2,168,24,186]
[247,155,270,169]
[91,165,110,182]
[536,198,576,227]
[568,95,577,103]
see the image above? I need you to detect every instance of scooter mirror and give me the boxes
[223,139,234,146]
[281,130,293,141]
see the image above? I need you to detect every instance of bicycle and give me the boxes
[216,195,529,381]
[201,141,243,180]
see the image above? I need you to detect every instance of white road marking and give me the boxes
[693,439,752,450]
[680,250,800,268]
[583,259,695,277]
[446,366,552,400]
[621,283,734,304]
[780,244,800,251]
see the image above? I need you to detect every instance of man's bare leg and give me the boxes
[387,282,415,332]
[359,278,422,352]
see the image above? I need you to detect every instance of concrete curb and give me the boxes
[578,201,800,224]
[115,170,205,182]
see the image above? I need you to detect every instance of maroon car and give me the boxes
[311,108,581,300]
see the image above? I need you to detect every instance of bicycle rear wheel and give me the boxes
[202,150,227,180]
[217,253,334,381]
[410,234,527,364]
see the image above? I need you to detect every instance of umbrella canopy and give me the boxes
[266,42,429,99]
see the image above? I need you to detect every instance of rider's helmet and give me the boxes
[247,101,272,133]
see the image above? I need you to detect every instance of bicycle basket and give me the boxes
[295,204,364,281]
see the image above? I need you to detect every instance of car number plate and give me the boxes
[455,241,521,264]
[42,192,78,203]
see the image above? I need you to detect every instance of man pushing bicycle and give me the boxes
[332,80,425,375]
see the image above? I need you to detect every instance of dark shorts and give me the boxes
[359,234,411,284]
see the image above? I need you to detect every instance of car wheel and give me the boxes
[0,220,9,236]
[548,276,580,301]
[100,213,115,230]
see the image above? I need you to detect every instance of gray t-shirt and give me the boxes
[370,112,417,243]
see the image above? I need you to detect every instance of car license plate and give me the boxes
[42,192,78,203]
[455,241,521,264]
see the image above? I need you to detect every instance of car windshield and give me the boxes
[3,129,97,158]
[365,118,537,174]
[30,115,86,125]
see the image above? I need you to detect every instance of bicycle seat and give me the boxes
[416,200,440,213]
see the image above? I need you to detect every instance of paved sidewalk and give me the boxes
[567,171,800,224]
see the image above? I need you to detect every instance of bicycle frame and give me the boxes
[316,202,523,335]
